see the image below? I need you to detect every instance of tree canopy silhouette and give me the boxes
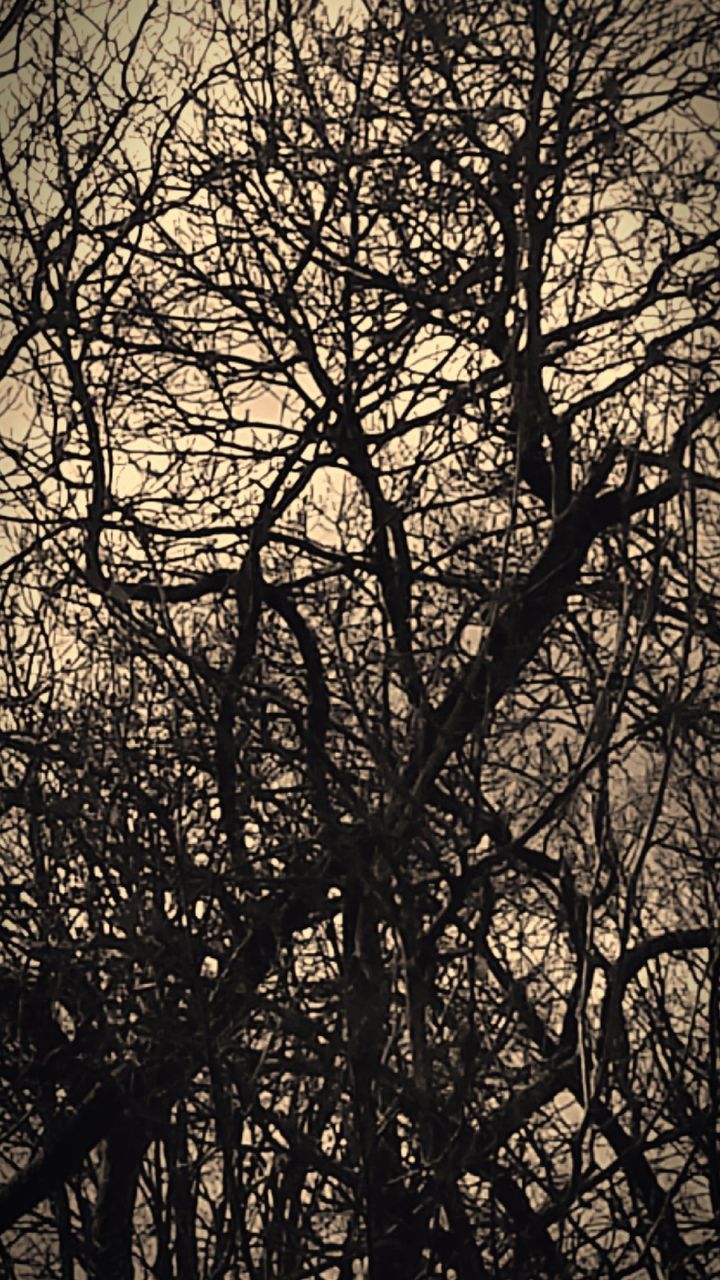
[1,1,719,1277]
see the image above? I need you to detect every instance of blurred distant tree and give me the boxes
[1,1,719,1277]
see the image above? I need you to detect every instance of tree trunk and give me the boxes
[88,1118,151,1280]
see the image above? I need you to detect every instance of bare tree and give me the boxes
[1,1,719,1277]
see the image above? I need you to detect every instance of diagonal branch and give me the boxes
[0,1082,125,1235]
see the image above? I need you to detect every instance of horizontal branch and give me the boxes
[617,926,716,986]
